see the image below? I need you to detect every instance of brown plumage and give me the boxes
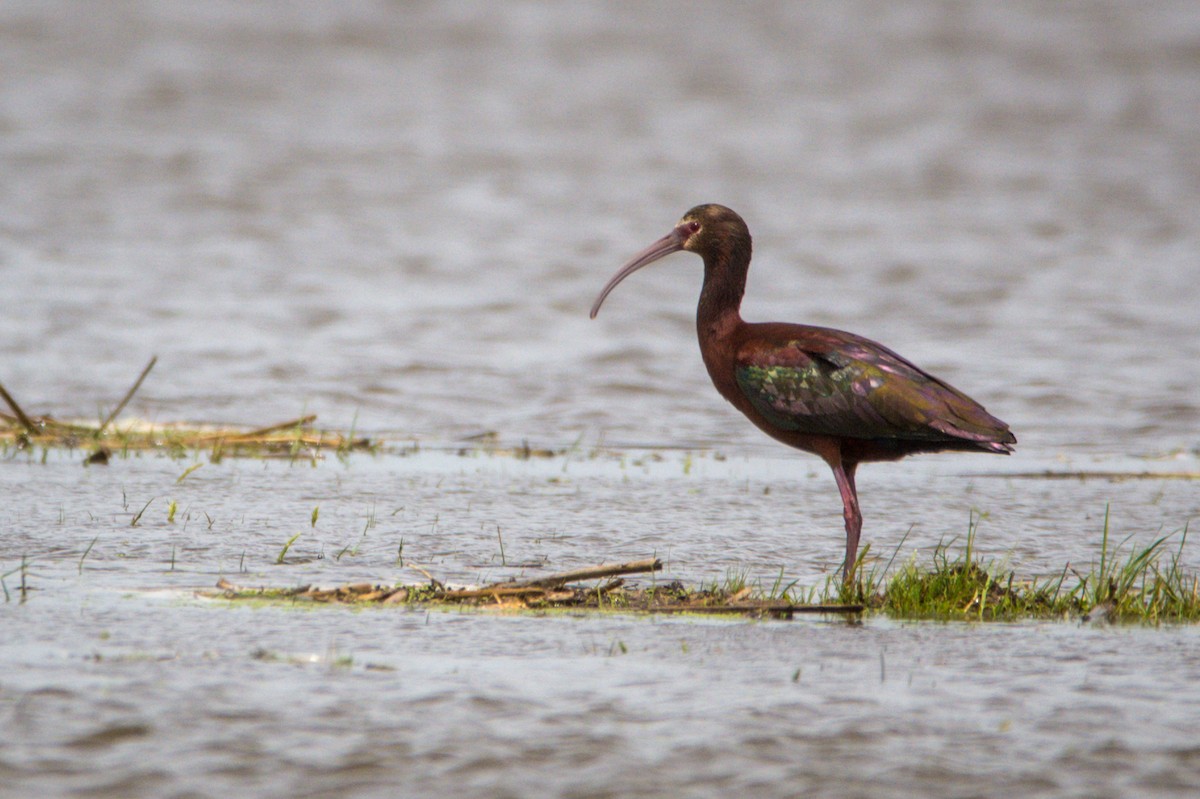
[591,204,1015,580]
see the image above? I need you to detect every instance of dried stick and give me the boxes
[404,562,446,591]
[97,355,158,435]
[0,383,37,435]
[195,414,319,442]
[235,414,318,438]
[647,603,864,615]
[491,558,662,589]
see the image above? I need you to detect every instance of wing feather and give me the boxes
[734,329,1013,447]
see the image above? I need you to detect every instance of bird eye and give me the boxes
[685,221,701,234]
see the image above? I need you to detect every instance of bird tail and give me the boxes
[930,413,1016,454]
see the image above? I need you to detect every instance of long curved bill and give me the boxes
[589,228,685,318]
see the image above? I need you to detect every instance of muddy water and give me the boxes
[2,2,1200,797]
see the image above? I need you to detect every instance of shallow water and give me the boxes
[2,1,1200,797]
[3,452,1200,799]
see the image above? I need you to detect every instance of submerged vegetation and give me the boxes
[205,515,1200,625]
[0,410,373,463]
[0,358,374,462]
[204,559,864,619]
[5,360,1197,623]
[839,509,1200,623]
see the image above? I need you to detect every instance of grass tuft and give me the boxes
[835,511,1200,623]
[276,532,303,564]
[204,515,1199,625]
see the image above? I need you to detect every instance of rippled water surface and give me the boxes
[3,2,1199,797]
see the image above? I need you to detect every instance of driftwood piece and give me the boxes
[197,414,318,442]
[490,558,662,589]
[0,383,37,435]
[203,561,866,619]
[97,356,157,435]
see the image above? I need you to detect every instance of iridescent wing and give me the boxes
[734,326,1013,447]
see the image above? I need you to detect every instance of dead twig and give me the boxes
[202,569,865,619]
[491,558,662,589]
[404,562,446,592]
[199,414,318,442]
[596,578,625,595]
[97,356,157,436]
[0,383,37,435]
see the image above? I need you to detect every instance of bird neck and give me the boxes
[696,241,750,339]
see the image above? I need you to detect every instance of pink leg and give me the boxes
[831,459,862,581]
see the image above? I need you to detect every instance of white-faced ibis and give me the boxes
[590,204,1016,581]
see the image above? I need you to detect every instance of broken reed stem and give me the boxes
[97,355,158,436]
[204,569,867,618]
[212,415,319,441]
[0,383,37,435]
[491,558,662,589]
